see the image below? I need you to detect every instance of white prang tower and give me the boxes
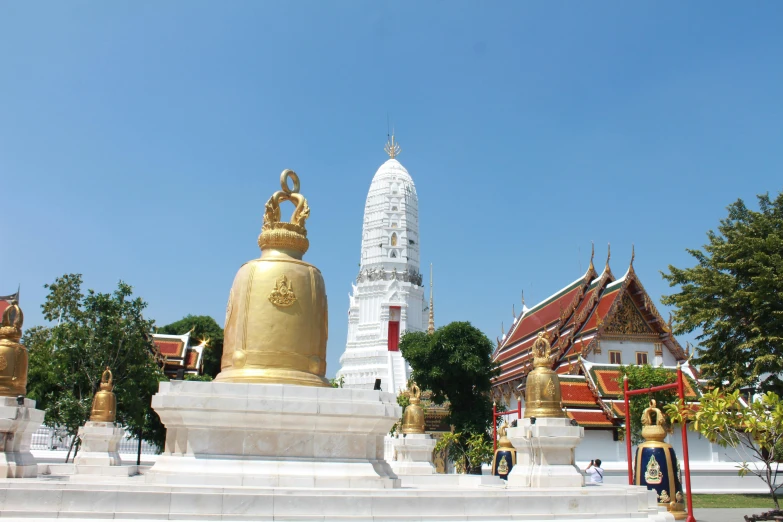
[336,135,427,394]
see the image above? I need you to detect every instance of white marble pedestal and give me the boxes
[72,421,136,478]
[0,396,44,478]
[389,433,437,475]
[75,421,124,466]
[507,417,584,488]
[145,380,402,488]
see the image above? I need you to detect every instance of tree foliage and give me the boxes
[666,389,783,509]
[157,315,224,379]
[400,322,498,434]
[661,191,783,394]
[400,322,499,473]
[434,432,493,475]
[26,274,165,450]
[618,364,677,445]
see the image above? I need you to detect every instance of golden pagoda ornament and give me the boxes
[401,382,426,434]
[215,170,329,386]
[0,300,28,397]
[634,400,687,520]
[491,421,516,479]
[524,332,567,418]
[90,367,117,423]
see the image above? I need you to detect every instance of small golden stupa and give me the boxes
[524,332,567,419]
[401,382,426,434]
[215,170,329,386]
[0,300,28,397]
[90,367,117,423]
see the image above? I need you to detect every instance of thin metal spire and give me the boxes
[427,263,435,335]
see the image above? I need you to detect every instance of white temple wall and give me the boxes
[588,340,677,367]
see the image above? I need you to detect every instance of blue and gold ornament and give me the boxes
[634,400,687,520]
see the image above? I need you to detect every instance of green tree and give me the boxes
[434,432,493,475]
[157,315,224,379]
[661,191,783,394]
[666,390,783,509]
[618,365,677,445]
[29,274,165,454]
[400,322,499,473]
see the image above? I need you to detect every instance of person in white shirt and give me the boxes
[585,459,604,484]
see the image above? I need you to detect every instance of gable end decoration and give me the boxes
[604,294,654,336]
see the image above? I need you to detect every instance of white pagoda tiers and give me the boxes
[336,135,427,394]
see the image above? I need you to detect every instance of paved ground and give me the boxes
[693,508,767,522]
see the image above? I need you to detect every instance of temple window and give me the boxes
[391,206,398,211]
[390,251,397,258]
[654,342,663,356]
[392,222,398,228]
[636,352,649,365]
[391,233,398,246]
[609,351,622,365]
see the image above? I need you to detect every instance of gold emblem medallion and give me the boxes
[645,454,662,484]
[497,455,509,475]
[543,378,555,398]
[268,275,297,307]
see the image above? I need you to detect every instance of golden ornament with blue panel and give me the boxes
[491,421,516,479]
[633,400,687,520]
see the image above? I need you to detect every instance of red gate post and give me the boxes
[677,364,696,522]
[493,401,497,453]
[623,375,633,485]
[518,396,522,420]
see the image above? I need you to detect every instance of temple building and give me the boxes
[336,135,428,393]
[151,330,207,379]
[492,246,698,432]
[0,289,19,316]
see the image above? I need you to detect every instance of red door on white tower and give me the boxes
[388,306,401,351]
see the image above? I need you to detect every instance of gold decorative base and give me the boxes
[214,367,330,387]
[660,505,687,520]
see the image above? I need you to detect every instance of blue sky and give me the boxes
[2,2,782,377]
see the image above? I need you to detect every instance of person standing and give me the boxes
[585,459,604,484]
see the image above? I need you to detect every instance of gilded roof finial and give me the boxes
[427,263,435,335]
[384,133,401,159]
[606,243,611,271]
[630,244,635,267]
[588,241,595,272]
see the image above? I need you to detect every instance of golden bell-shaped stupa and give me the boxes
[524,332,567,419]
[401,382,426,434]
[90,367,117,423]
[0,300,28,397]
[215,170,329,387]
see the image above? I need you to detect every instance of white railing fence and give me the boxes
[30,426,159,455]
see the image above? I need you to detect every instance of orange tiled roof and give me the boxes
[566,410,614,427]
[560,379,600,408]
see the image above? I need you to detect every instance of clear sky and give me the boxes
[2,2,782,377]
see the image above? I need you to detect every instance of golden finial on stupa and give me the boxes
[90,367,117,423]
[0,299,28,396]
[384,134,401,159]
[258,170,311,255]
[640,399,667,442]
[524,332,567,419]
[216,169,329,387]
[401,381,426,434]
